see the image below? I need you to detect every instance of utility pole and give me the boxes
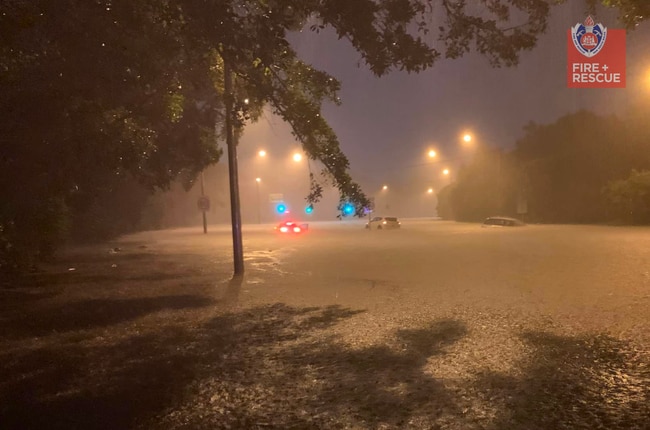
[224,57,244,275]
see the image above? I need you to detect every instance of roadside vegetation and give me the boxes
[437,108,650,224]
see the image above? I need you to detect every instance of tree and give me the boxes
[513,111,642,223]
[588,0,650,28]
[1,1,223,270]
[603,170,650,224]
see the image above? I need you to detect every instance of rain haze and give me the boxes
[183,1,650,224]
[3,1,650,429]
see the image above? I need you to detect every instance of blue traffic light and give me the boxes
[342,203,354,216]
[305,205,314,214]
[276,203,287,214]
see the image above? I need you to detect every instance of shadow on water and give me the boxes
[1,327,201,430]
[220,273,243,305]
[150,311,468,429]
[2,297,649,430]
[0,303,368,430]
[478,331,650,430]
[1,295,216,338]
[2,250,220,290]
[293,319,469,428]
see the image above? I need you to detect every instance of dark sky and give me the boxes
[230,2,650,222]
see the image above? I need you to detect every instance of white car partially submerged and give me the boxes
[365,216,401,230]
[482,216,525,227]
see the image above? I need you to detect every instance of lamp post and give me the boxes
[255,177,261,224]
[291,151,312,214]
[255,150,267,224]
[427,187,435,217]
[381,184,390,211]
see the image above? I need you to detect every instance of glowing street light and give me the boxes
[443,168,450,176]
[427,188,434,194]
[428,149,437,158]
[463,133,473,143]
[292,153,303,162]
[258,149,267,157]
[255,177,261,183]
[382,185,388,191]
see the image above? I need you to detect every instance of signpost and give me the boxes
[197,195,210,233]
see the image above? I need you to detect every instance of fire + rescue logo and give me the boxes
[571,16,607,58]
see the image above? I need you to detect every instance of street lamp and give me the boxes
[382,185,388,190]
[462,133,473,144]
[292,152,303,162]
[428,149,437,158]
[427,187,434,194]
[258,149,267,157]
[443,168,450,176]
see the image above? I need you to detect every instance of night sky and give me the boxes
[222,2,650,222]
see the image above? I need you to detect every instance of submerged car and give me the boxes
[482,216,525,227]
[365,216,401,229]
[275,220,308,234]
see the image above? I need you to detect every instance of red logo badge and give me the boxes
[567,16,626,88]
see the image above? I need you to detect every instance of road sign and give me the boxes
[269,193,283,203]
[197,196,210,211]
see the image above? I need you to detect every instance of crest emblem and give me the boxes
[571,16,607,58]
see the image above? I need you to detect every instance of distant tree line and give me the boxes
[437,108,650,225]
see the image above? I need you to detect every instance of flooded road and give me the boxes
[4,220,650,429]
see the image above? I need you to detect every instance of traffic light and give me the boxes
[342,203,354,216]
[305,204,314,214]
[276,203,287,214]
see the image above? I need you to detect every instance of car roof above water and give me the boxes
[483,216,525,226]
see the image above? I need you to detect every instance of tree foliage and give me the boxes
[603,170,650,224]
